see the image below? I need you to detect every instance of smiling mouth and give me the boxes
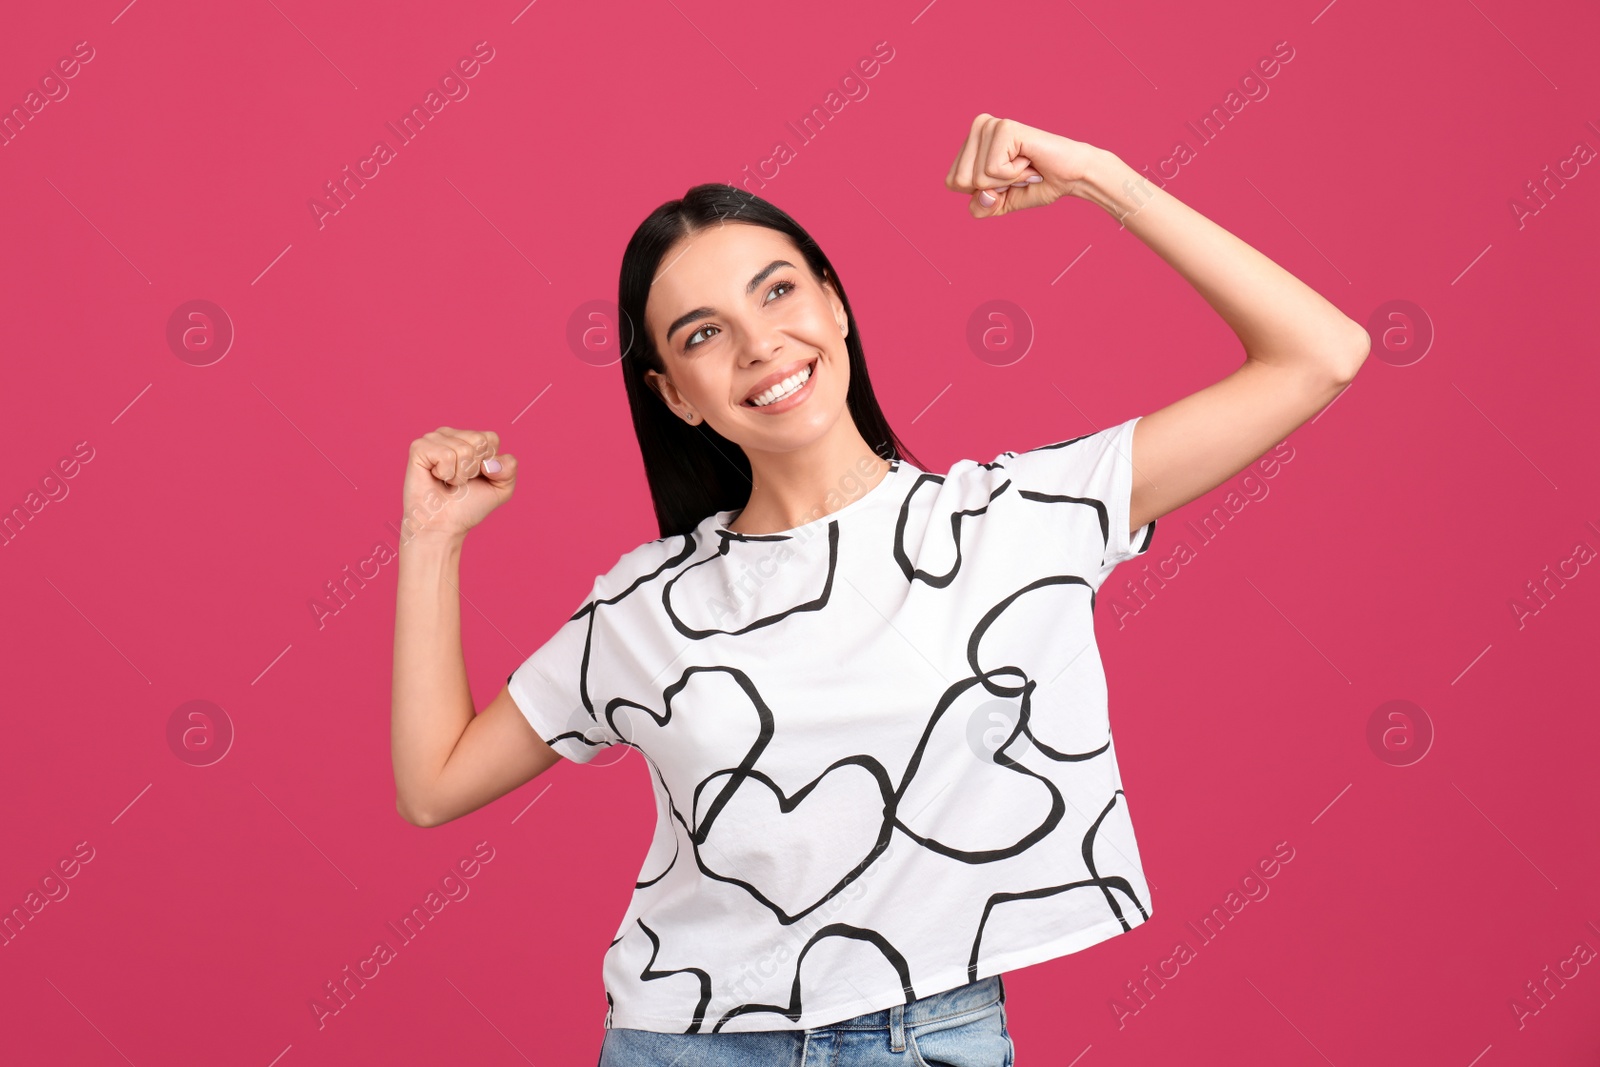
[744,358,817,407]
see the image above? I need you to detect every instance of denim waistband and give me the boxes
[825,974,1004,1031]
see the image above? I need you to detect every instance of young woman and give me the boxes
[391,114,1369,1065]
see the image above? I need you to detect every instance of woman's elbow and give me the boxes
[1327,321,1372,385]
[397,793,439,828]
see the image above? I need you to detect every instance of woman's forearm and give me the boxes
[391,531,475,824]
[1074,148,1368,378]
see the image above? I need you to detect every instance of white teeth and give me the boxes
[749,363,813,407]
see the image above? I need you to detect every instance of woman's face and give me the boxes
[644,222,851,455]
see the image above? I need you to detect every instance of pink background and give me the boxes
[3,0,1597,1063]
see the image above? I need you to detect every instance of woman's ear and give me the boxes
[645,368,700,424]
[823,277,848,339]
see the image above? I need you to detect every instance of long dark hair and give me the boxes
[618,182,925,539]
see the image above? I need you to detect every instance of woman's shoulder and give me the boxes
[907,418,1140,509]
[967,418,1139,482]
[586,528,701,603]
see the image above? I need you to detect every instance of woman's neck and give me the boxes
[726,425,892,536]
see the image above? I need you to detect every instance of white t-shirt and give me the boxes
[508,415,1158,1034]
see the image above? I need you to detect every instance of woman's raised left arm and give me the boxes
[945,113,1371,535]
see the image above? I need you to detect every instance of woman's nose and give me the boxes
[739,325,785,365]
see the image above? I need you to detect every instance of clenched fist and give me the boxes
[400,426,517,544]
[944,113,1104,218]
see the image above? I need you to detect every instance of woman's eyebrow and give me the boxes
[665,260,797,344]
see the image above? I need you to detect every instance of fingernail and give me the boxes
[484,457,502,473]
[978,189,997,206]
[1025,175,1043,183]
[1010,181,1028,188]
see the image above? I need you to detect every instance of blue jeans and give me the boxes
[597,974,1013,1066]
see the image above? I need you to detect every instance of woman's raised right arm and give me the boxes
[390,427,562,828]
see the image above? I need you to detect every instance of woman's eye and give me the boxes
[685,280,795,350]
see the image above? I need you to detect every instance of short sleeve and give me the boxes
[506,576,620,765]
[992,415,1156,585]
